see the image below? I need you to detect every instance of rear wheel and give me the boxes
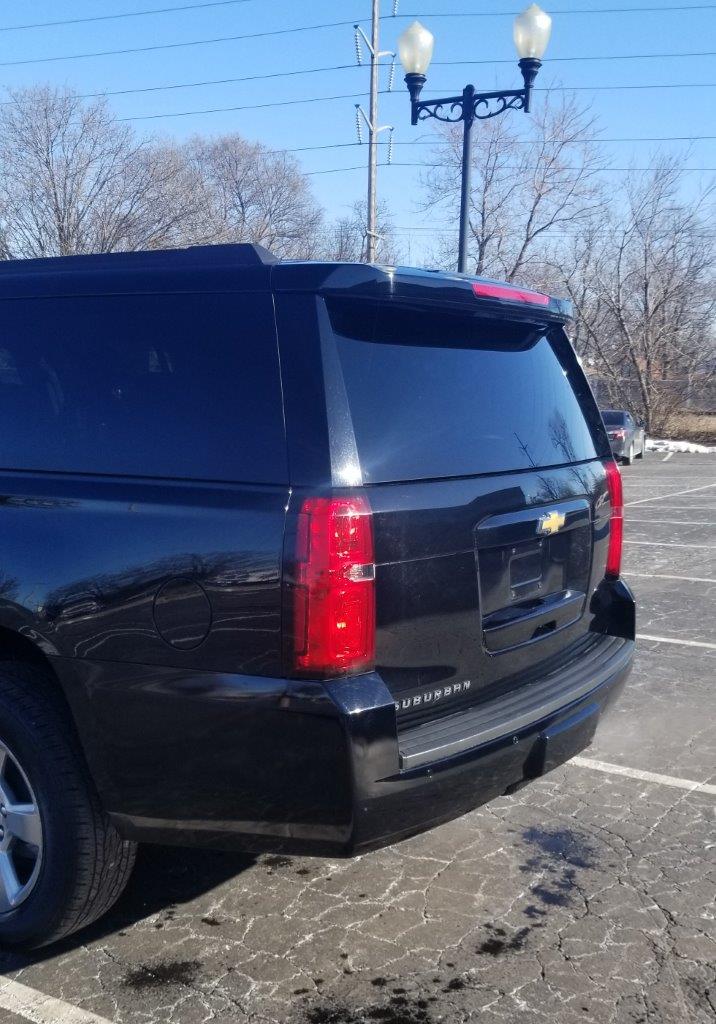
[0,739,43,916]
[624,443,635,466]
[0,662,136,949]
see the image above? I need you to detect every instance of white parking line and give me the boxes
[637,633,716,650]
[572,756,716,796]
[662,452,674,462]
[626,541,716,549]
[0,978,114,1024]
[628,519,716,526]
[626,483,716,506]
[625,572,716,584]
[625,485,709,490]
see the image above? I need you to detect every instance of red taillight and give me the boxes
[603,459,623,579]
[472,281,550,306]
[291,496,375,676]
[610,428,626,440]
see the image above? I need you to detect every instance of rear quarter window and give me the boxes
[0,292,286,483]
[328,300,599,483]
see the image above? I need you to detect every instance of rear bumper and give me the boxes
[347,635,632,853]
[72,627,634,857]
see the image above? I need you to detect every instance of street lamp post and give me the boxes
[397,4,552,274]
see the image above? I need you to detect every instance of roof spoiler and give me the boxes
[276,263,573,324]
[0,243,279,276]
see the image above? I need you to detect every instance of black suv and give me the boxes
[0,245,634,949]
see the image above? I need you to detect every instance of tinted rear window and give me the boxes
[601,411,625,425]
[0,292,286,482]
[329,301,598,483]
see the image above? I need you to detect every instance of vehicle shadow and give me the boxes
[0,843,255,970]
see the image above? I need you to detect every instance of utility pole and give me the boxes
[355,1,395,263]
[367,0,380,263]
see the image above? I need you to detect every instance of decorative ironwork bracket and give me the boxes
[414,89,526,125]
[405,59,541,126]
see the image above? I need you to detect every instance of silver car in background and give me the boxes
[601,409,646,465]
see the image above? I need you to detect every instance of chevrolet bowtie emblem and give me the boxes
[537,510,566,536]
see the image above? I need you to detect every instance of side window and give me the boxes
[0,292,287,483]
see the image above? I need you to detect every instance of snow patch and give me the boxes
[646,438,716,455]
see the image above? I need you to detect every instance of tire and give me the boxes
[624,443,635,466]
[0,661,136,949]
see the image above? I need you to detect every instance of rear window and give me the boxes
[0,292,286,482]
[601,411,625,426]
[328,301,598,483]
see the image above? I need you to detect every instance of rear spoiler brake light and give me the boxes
[472,282,551,307]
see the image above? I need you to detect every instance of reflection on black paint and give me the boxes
[42,548,281,668]
[329,304,598,484]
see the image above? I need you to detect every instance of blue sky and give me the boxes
[0,0,714,260]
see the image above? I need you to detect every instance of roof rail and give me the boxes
[0,243,279,276]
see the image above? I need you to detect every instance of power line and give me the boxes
[424,84,716,96]
[161,134,706,157]
[307,162,716,175]
[119,91,373,121]
[434,50,716,66]
[403,5,716,15]
[4,50,707,105]
[0,1,255,33]
[377,135,716,145]
[0,2,713,34]
[539,82,716,90]
[307,165,373,176]
[391,224,716,233]
[0,130,691,151]
[397,163,716,170]
[118,84,716,121]
[3,6,716,67]
[0,18,363,67]
[277,135,716,155]
[390,232,716,240]
[73,65,359,101]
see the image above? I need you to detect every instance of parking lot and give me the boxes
[1,453,714,1024]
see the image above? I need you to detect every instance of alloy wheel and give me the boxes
[0,739,43,913]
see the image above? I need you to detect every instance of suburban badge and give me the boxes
[395,679,472,713]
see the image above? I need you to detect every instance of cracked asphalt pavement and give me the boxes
[1,454,714,1024]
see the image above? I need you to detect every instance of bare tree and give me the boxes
[0,87,198,257]
[556,157,715,432]
[0,86,407,269]
[319,199,401,263]
[420,93,605,282]
[182,134,324,258]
